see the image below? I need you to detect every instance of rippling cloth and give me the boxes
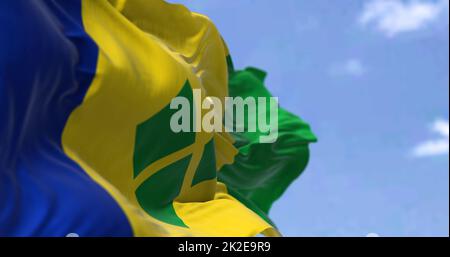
[0,0,316,236]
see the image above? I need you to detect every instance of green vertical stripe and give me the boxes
[220,56,317,216]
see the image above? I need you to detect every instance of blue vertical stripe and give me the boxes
[0,0,133,236]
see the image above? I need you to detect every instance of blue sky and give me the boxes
[169,0,449,236]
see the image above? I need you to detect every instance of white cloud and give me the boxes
[330,59,366,77]
[413,119,449,157]
[359,0,449,37]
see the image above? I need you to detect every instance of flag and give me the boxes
[0,0,316,236]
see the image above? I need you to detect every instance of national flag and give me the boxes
[0,0,316,236]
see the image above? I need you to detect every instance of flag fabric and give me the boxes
[0,0,316,237]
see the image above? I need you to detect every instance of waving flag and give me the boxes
[0,0,316,236]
